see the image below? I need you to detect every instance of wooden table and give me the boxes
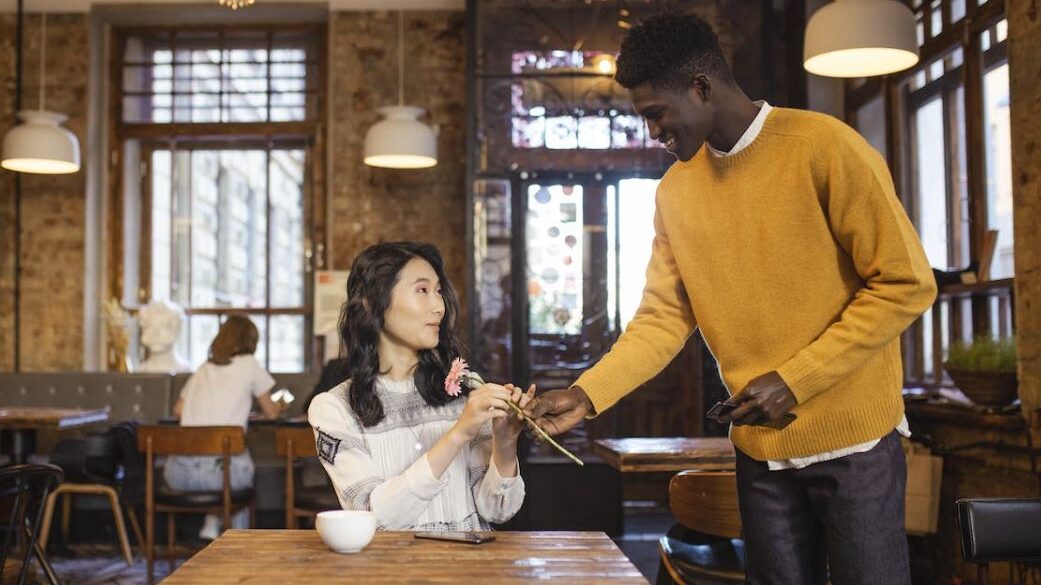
[159,414,310,428]
[0,406,110,465]
[162,529,649,584]
[592,437,736,473]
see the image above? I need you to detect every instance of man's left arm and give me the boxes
[726,127,937,424]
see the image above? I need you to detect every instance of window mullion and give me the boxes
[963,17,991,335]
[265,141,273,370]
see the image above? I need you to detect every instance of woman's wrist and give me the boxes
[447,422,475,446]
[492,433,518,451]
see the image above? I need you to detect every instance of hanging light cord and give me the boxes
[39,11,46,111]
[397,11,404,107]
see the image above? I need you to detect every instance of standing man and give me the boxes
[526,12,936,585]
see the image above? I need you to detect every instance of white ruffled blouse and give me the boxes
[307,377,525,531]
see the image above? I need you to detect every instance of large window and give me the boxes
[121,29,318,124]
[606,178,658,331]
[114,26,324,372]
[846,0,1013,387]
[510,51,661,150]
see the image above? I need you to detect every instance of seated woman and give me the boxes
[308,241,532,531]
[166,314,283,539]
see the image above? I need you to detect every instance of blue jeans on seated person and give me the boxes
[163,453,254,532]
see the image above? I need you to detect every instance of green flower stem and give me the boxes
[504,401,584,466]
[463,371,583,466]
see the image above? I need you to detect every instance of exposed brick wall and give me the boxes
[0,10,468,371]
[1008,0,1041,437]
[327,11,468,318]
[0,14,89,371]
[1,5,1033,385]
[0,15,14,372]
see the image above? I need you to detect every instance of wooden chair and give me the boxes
[38,434,140,567]
[137,426,256,585]
[659,470,745,585]
[275,426,339,529]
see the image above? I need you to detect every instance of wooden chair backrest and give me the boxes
[276,426,317,458]
[669,470,742,540]
[136,425,246,456]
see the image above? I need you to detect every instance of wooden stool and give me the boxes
[659,470,745,585]
[38,483,139,566]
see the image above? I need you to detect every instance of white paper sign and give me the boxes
[314,270,349,336]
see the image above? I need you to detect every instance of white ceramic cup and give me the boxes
[315,510,377,553]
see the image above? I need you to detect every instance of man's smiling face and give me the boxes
[631,81,714,162]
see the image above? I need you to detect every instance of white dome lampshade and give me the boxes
[363,107,437,169]
[1,110,80,174]
[804,0,919,78]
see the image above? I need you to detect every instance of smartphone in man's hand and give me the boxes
[706,400,797,429]
[706,400,737,422]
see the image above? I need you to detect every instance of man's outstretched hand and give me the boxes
[524,386,594,436]
[719,370,797,426]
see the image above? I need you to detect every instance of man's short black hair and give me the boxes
[615,12,734,91]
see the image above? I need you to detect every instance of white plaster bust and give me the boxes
[137,300,191,373]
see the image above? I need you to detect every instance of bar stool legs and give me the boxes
[38,483,135,567]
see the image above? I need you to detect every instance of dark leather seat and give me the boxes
[659,526,745,585]
[957,498,1041,585]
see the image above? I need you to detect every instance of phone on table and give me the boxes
[414,531,496,545]
[707,401,797,430]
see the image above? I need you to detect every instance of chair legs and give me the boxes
[126,507,146,559]
[101,486,133,567]
[143,499,255,583]
[167,513,176,574]
[38,492,58,552]
[32,537,61,585]
[60,494,71,545]
[145,504,154,585]
[37,484,136,568]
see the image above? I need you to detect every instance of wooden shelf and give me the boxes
[904,398,1026,431]
[937,277,1014,298]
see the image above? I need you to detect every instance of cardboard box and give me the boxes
[903,438,943,535]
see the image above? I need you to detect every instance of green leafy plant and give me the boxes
[945,337,1017,373]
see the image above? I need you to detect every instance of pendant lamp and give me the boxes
[2,11,81,174]
[804,0,919,78]
[363,11,437,169]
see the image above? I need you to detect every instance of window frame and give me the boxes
[844,0,1011,388]
[108,24,328,372]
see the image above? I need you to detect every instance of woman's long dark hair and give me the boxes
[339,242,465,427]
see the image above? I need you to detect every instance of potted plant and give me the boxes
[944,337,1018,407]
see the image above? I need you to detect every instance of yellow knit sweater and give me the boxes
[576,107,937,460]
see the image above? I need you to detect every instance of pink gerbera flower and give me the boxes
[444,357,468,397]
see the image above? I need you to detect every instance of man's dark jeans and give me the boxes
[735,431,911,585]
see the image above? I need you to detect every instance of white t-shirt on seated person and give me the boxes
[179,354,276,429]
